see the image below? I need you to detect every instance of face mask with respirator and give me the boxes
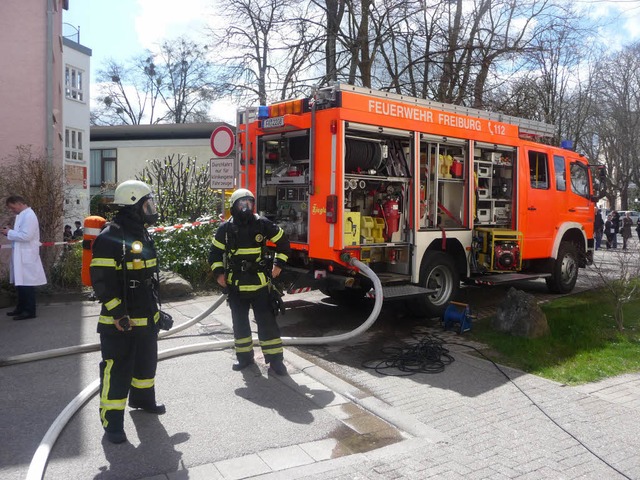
[233,197,255,224]
[140,196,159,225]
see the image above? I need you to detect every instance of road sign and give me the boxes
[210,157,235,189]
[210,126,235,157]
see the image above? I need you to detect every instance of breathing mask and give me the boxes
[140,196,159,225]
[232,197,255,224]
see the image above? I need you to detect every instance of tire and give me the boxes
[545,241,578,293]
[407,251,459,317]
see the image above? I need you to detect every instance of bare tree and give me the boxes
[209,0,323,105]
[0,146,67,274]
[155,38,216,123]
[590,42,640,209]
[94,58,165,125]
[93,36,215,125]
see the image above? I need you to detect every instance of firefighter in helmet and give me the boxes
[90,179,167,444]
[209,188,290,375]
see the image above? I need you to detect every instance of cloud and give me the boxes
[135,0,212,49]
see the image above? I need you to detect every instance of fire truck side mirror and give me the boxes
[590,165,607,201]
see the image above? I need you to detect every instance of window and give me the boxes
[553,155,566,191]
[65,128,84,161]
[528,151,549,189]
[570,162,589,198]
[90,149,117,187]
[65,65,84,101]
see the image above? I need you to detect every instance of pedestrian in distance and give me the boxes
[594,209,604,250]
[605,214,614,249]
[621,211,633,250]
[1,195,47,320]
[90,180,172,444]
[209,188,291,376]
[611,210,620,248]
[636,218,640,243]
[72,220,83,240]
[63,224,73,242]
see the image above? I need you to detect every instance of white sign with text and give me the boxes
[210,158,235,189]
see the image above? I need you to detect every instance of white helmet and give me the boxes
[114,180,153,206]
[229,188,255,207]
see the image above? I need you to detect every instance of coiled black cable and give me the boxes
[362,332,455,376]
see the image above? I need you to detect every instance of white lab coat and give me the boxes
[7,207,47,286]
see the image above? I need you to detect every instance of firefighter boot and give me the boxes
[105,429,127,444]
[269,359,288,376]
[128,401,166,414]
[232,353,255,371]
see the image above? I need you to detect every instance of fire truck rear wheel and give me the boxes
[546,241,578,293]
[407,251,459,318]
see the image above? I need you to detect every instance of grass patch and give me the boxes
[468,289,640,385]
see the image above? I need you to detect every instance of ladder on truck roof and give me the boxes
[327,83,555,139]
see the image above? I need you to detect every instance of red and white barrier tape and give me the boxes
[148,218,220,234]
[0,217,221,249]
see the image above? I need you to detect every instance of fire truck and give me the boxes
[235,84,605,316]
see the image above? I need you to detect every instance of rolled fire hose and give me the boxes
[0,294,229,367]
[26,257,382,480]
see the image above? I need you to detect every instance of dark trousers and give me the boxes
[228,287,283,364]
[16,286,36,316]
[99,333,158,432]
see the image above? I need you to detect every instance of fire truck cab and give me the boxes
[236,84,604,316]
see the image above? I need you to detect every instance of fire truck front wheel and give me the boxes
[546,241,579,293]
[408,251,459,317]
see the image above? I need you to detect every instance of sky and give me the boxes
[64,0,640,124]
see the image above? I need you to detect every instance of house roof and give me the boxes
[90,122,234,141]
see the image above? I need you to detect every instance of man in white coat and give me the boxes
[1,195,47,320]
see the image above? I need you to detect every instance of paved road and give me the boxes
[1,246,639,479]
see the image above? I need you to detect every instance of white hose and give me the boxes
[0,294,228,367]
[26,257,382,480]
[283,258,383,345]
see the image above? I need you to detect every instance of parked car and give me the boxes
[617,210,640,223]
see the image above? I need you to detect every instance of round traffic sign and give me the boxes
[210,126,235,157]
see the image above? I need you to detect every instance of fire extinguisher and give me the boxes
[81,215,106,286]
[376,197,400,241]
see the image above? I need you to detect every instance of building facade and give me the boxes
[90,122,234,201]
[0,0,67,167]
[62,36,92,224]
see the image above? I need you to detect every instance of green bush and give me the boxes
[50,243,83,289]
[153,219,220,290]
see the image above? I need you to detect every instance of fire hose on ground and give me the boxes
[25,256,382,480]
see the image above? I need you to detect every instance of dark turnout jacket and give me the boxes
[209,214,289,294]
[90,211,160,335]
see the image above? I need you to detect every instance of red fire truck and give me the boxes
[235,84,605,316]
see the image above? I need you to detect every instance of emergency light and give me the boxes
[267,99,309,118]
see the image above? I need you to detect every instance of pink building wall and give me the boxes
[0,0,65,167]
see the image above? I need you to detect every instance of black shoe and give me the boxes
[6,310,21,316]
[269,360,288,376]
[232,358,255,371]
[13,314,36,321]
[105,430,127,444]
[128,401,166,414]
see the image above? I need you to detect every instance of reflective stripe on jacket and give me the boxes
[209,215,290,292]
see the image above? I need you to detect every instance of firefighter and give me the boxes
[90,180,166,444]
[209,188,290,375]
